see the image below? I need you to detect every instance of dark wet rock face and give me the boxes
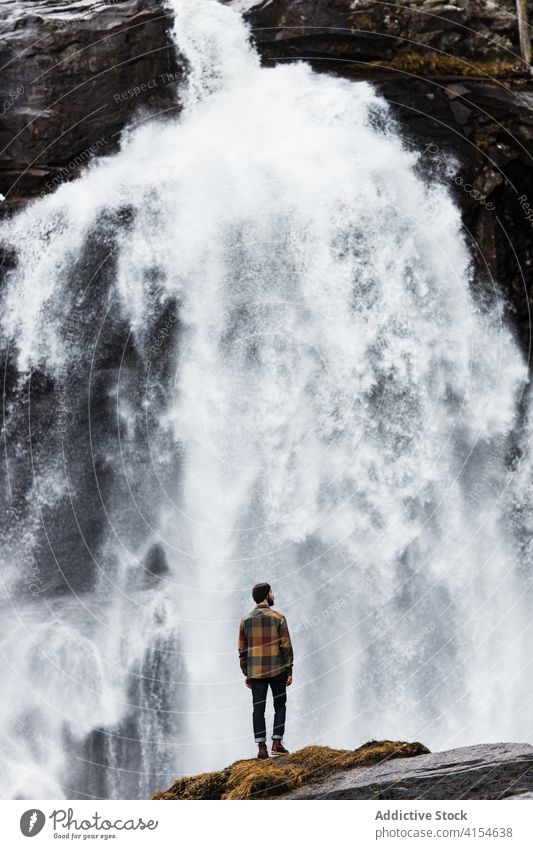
[283,743,533,799]
[0,0,181,208]
[241,0,520,68]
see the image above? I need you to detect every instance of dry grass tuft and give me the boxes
[369,53,520,77]
[151,739,429,800]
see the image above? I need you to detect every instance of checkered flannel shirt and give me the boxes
[238,602,294,680]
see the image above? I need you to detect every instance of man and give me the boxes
[238,582,294,759]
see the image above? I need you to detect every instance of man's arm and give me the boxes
[278,615,294,677]
[238,618,248,677]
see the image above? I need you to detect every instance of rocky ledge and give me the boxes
[151,741,533,800]
[151,740,429,800]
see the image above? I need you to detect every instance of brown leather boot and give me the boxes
[257,742,269,760]
[271,740,289,756]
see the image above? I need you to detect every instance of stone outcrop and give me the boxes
[151,741,533,800]
[151,740,430,799]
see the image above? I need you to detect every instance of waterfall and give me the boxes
[0,0,531,798]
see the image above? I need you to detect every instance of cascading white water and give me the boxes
[0,0,531,797]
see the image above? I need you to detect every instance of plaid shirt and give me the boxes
[238,603,294,679]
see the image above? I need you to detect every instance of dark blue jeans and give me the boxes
[250,672,287,743]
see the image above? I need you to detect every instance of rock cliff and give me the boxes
[0,0,180,207]
[1,0,532,349]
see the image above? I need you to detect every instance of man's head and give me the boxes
[252,582,274,606]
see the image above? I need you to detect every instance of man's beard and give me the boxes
[268,596,274,607]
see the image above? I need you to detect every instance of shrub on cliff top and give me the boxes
[151,739,429,800]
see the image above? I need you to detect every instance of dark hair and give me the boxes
[252,582,271,604]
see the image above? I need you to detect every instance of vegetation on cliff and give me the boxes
[151,740,429,800]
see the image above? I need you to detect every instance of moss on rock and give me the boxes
[369,53,520,77]
[151,739,430,800]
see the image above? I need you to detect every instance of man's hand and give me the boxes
[286,675,293,686]
[245,677,251,688]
